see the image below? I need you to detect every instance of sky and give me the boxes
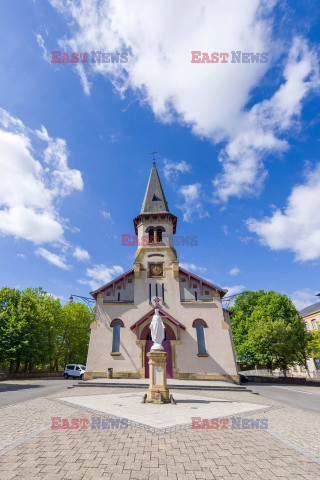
[0,0,320,310]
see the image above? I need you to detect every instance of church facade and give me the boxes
[85,162,239,383]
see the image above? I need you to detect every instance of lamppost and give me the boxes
[69,294,95,311]
[222,292,245,309]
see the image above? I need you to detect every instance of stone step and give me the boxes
[73,382,251,392]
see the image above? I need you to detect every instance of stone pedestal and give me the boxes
[146,350,170,403]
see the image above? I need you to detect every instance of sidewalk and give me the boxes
[0,384,319,479]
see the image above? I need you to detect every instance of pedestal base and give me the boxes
[146,350,170,404]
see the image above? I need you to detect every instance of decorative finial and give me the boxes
[150,149,158,164]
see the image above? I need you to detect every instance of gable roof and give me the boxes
[89,267,227,300]
[141,161,170,214]
[90,268,134,299]
[130,307,186,331]
[179,267,227,298]
[299,302,320,317]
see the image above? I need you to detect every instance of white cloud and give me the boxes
[222,285,246,306]
[50,1,319,202]
[229,266,241,276]
[213,37,319,202]
[163,159,191,181]
[16,253,26,259]
[35,33,51,63]
[247,164,320,261]
[223,285,246,297]
[78,264,124,290]
[101,211,113,222]
[0,108,83,245]
[109,134,120,143]
[179,262,207,274]
[290,289,318,311]
[36,247,70,270]
[177,183,208,222]
[73,246,90,261]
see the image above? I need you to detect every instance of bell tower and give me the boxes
[133,160,179,280]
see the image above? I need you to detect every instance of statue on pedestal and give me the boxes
[150,308,164,350]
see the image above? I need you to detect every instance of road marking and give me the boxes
[270,386,318,395]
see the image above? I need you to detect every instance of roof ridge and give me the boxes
[179,267,227,295]
[299,301,320,316]
[90,268,134,297]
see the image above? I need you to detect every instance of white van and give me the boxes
[64,364,86,380]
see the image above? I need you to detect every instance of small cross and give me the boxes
[153,296,161,307]
[150,149,158,163]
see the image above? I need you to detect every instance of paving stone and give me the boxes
[0,385,319,480]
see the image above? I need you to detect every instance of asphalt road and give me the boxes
[0,379,319,413]
[247,382,320,414]
[0,378,78,408]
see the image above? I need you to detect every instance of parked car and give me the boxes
[64,364,86,380]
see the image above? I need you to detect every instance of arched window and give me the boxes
[110,319,124,353]
[192,319,207,355]
[156,228,163,243]
[148,229,154,244]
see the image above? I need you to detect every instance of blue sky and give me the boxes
[0,1,320,310]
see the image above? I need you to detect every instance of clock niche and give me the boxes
[148,263,164,277]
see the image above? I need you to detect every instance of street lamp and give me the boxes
[69,294,95,311]
[222,291,245,308]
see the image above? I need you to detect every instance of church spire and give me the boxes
[141,161,170,214]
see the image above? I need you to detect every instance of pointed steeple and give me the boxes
[141,161,170,214]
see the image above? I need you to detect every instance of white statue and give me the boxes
[150,309,165,350]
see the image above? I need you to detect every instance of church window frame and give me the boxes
[110,319,124,354]
[192,319,208,356]
[149,228,154,244]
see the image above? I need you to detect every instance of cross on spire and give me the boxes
[150,149,158,163]
[153,296,161,307]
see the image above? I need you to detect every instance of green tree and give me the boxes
[15,291,54,371]
[0,287,21,372]
[230,290,309,372]
[230,290,267,364]
[0,286,93,372]
[54,302,93,368]
[308,330,320,358]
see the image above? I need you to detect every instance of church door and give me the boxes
[145,332,173,379]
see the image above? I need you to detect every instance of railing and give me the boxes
[238,369,273,376]
[239,368,320,378]
[103,300,134,304]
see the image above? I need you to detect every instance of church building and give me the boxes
[85,161,238,383]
